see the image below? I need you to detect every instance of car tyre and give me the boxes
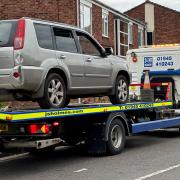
[109,75,129,104]
[38,73,67,109]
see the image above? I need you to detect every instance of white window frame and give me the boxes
[80,0,92,34]
[117,20,129,57]
[128,22,133,45]
[138,26,144,47]
[102,9,109,37]
[80,0,92,7]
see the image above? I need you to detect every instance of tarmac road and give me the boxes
[0,129,180,180]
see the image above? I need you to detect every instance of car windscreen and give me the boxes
[0,21,17,47]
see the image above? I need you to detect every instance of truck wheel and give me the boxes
[38,73,67,109]
[109,75,129,104]
[107,119,126,155]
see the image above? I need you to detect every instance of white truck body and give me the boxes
[127,45,180,103]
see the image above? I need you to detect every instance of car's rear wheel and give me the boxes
[109,75,129,104]
[38,73,67,109]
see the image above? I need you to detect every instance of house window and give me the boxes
[119,20,129,56]
[102,9,109,37]
[128,22,133,45]
[80,1,92,34]
[138,26,144,47]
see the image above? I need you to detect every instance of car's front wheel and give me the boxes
[109,75,129,104]
[38,73,67,109]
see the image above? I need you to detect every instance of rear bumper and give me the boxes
[0,66,45,91]
[0,74,16,89]
[3,138,62,149]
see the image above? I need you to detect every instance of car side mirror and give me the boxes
[105,47,114,56]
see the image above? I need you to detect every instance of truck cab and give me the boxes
[127,44,180,104]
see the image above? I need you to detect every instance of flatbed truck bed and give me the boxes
[0,101,179,155]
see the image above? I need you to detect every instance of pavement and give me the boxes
[0,129,180,180]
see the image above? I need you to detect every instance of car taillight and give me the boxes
[28,124,51,134]
[14,19,25,50]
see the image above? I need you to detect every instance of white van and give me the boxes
[127,44,180,104]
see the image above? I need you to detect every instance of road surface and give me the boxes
[0,129,180,180]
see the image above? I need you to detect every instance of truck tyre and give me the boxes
[109,75,129,104]
[106,119,126,155]
[38,73,67,109]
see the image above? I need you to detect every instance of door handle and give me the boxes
[59,55,66,59]
[86,58,92,62]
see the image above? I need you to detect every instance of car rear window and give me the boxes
[34,23,54,50]
[0,21,17,47]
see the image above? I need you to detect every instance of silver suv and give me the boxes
[0,18,131,109]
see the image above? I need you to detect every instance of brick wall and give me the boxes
[102,12,114,48]
[125,2,180,45]
[125,5,145,49]
[0,0,142,51]
[91,3,141,50]
[92,4,102,43]
[154,6,180,44]
[130,24,139,49]
[0,0,77,25]
[125,4,145,22]
[91,4,114,49]
[0,0,115,48]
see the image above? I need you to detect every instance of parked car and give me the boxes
[0,17,131,109]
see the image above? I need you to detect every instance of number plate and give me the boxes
[0,124,8,132]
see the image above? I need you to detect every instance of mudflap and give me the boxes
[86,122,107,155]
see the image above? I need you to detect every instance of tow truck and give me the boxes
[0,95,180,156]
[1,51,180,156]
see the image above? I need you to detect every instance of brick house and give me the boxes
[0,0,146,56]
[125,0,180,45]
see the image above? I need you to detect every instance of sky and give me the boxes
[100,0,180,12]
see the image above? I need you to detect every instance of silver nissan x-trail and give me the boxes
[0,17,131,109]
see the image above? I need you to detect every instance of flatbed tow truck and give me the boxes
[0,99,179,156]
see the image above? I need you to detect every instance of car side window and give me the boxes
[34,23,53,50]
[76,32,101,56]
[53,28,78,53]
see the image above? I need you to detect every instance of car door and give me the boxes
[53,27,84,88]
[76,31,113,88]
